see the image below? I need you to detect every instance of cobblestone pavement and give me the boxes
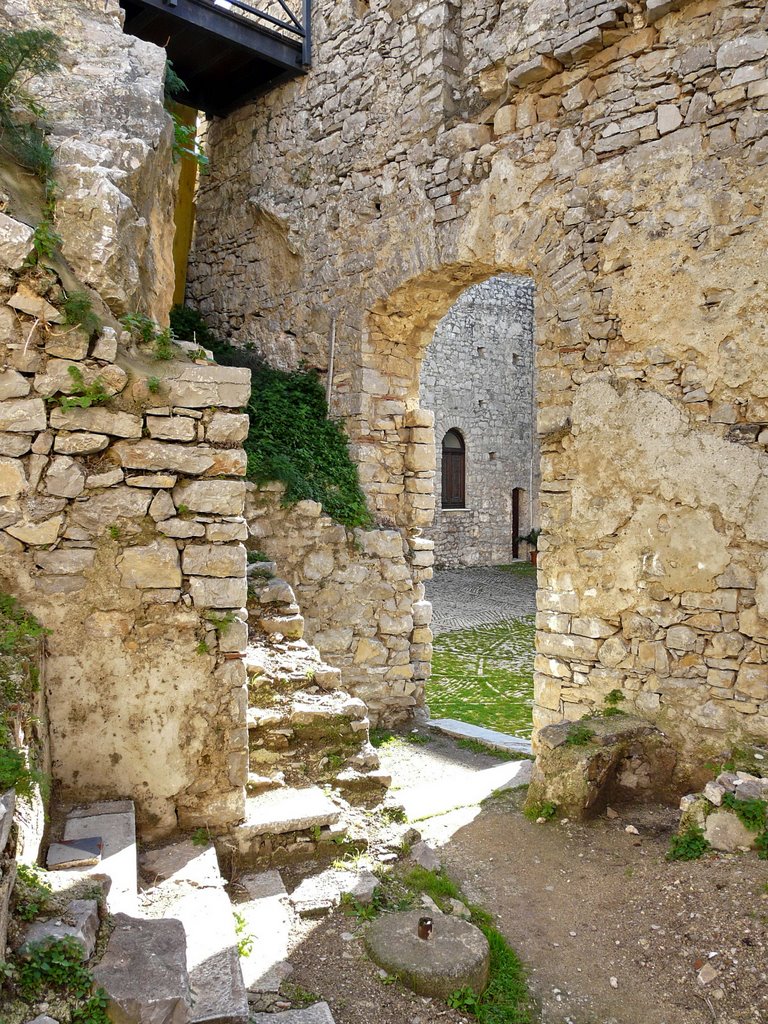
[425,563,537,635]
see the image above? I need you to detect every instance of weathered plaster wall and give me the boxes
[420,275,537,568]
[2,0,176,322]
[247,484,432,722]
[191,0,768,775]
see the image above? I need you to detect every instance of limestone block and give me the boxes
[205,448,247,476]
[0,433,32,457]
[173,479,246,515]
[35,549,95,575]
[158,518,206,538]
[508,54,562,88]
[0,369,31,401]
[379,612,413,636]
[35,360,127,398]
[218,617,248,654]
[0,398,46,432]
[354,637,388,665]
[18,899,99,960]
[704,809,758,851]
[657,104,683,135]
[54,432,109,455]
[206,520,248,542]
[164,364,251,408]
[50,407,142,438]
[146,416,197,442]
[206,412,249,443]
[666,625,699,651]
[355,529,403,559]
[598,636,629,667]
[494,104,517,135]
[6,515,63,545]
[537,632,600,661]
[118,540,182,589]
[148,490,176,522]
[735,664,768,701]
[571,617,617,639]
[113,440,217,476]
[85,468,124,488]
[0,457,27,497]
[8,284,62,323]
[0,213,34,270]
[45,456,86,498]
[126,474,177,489]
[404,443,435,473]
[437,123,491,157]
[182,543,246,578]
[92,914,191,1024]
[302,549,335,581]
[91,328,119,362]
[716,33,768,70]
[403,409,434,429]
[188,576,248,609]
[45,328,90,360]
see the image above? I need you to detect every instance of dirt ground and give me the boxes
[282,732,768,1024]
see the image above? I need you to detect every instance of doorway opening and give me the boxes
[420,274,539,743]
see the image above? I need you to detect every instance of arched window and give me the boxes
[441,429,466,509]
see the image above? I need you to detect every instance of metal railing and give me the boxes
[169,0,311,65]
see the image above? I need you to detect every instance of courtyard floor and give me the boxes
[425,563,537,736]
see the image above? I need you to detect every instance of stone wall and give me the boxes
[2,0,176,322]
[420,275,537,568]
[0,0,250,836]
[191,0,768,777]
[246,484,432,723]
[0,272,251,836]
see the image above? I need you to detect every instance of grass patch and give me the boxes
[455,737,532,762]
[428,619,535,736]
[563,722,596,747]
[370,728,431,749]
[497,562,537,577]
[523,799,557,822]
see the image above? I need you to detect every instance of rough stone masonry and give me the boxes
[190,0,768,782]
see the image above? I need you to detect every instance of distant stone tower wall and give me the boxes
[420,275,537,568]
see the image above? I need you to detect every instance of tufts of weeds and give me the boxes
[523,800,557,822]
[456,737,532,762]
[564,722,596,747]
[62,291,100,336]
[667,824,711,862]
[12,864,52,922]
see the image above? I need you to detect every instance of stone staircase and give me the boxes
[224,559,390,867]
[38,799,352,1024]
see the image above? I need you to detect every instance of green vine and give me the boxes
[169,305,372,529]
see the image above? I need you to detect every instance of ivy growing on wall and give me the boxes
[170,305,372,528]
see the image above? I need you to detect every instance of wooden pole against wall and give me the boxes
[326,316,337,410]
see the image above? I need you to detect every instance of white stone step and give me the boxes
[428,717,533,755]
[397,759,533,822]
[62,800,137,915]
[141,840,248,1024]
[250,1004,335,1024]
[235,870,294,993]
[238,787,340,838]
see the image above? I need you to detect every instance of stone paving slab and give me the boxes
[237,871,293,993]
[429,718,533,755]
[250,1004,335,1024]
[426,565,536,635]
[63,802,137,915]
[397,759,533,822]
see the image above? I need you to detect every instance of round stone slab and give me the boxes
[364,910,490,998]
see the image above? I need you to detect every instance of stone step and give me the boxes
[59,800,137,915]
[140,839,248,1024]
[233,870,294,994]
[93,914,192,1023]
[238,787,340,838]
[250,1005,335,1024]
[397,759,533,822]
[428,717,533,756]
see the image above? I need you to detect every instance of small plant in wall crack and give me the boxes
[120,312,176,361]
[51,365,110,412]
[233,911,254,958]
